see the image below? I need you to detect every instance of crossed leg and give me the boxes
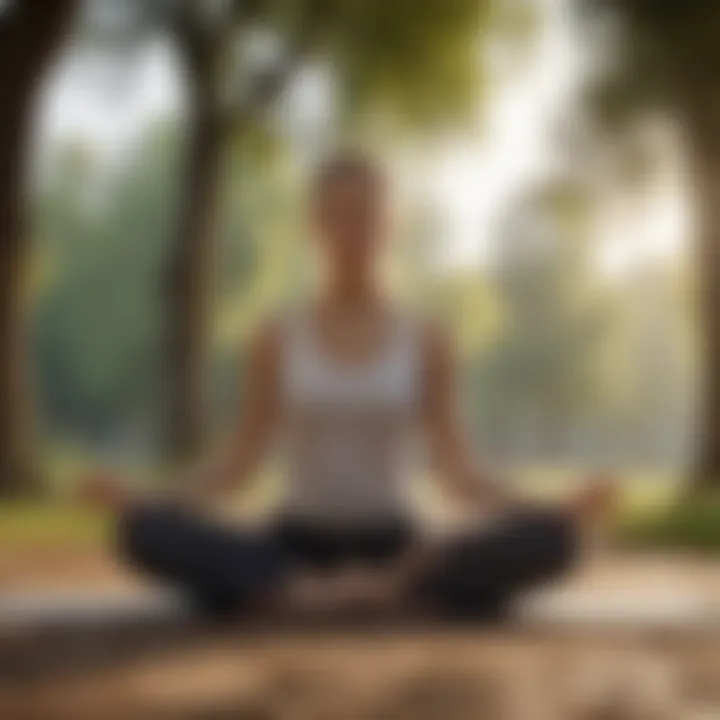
[90,475,612,621]
[411,510,578,619]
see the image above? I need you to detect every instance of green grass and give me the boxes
[517,467,720,554]
[616,494,720,553]
[0,503,107,548]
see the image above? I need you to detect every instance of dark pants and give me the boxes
[119,506,577,620]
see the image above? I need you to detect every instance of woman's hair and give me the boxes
[311,150,387,198]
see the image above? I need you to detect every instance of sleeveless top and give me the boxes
[279,310,422,525]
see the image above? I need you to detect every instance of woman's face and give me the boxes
[312,171,388,286]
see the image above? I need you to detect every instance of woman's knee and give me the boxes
[509,509,579,576]
[434,510,578,587]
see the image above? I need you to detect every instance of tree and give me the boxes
[34,125,296,455]
[0,0,79,495]
[91,0,493,463]
[578,1,720,488]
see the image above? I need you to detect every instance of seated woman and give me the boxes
[85,151,613,620]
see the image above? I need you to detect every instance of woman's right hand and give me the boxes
[79,469,143,512]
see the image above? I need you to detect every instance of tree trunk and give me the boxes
[0,0,78,496]
[163,84,224,463]
[162,17,298,465]
[686,117,720,491]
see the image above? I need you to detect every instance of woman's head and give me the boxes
[310,151,389,290]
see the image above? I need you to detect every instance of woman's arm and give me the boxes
[83,320,284,511]
[420,324,520,513]
[418,324,616,530]
[176,320,283,507]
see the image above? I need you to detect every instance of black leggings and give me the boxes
[119,506,577,619]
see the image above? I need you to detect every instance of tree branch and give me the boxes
[223,41,307,137]
[0,0,79,68]
[164,0,216,74]
[0,0,79,99]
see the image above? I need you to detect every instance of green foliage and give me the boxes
[319,0,489,131]
[32,125,304,447]
[90,0,495,136]
[33,128,180,442]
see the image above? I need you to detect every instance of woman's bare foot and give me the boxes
[275,569,408,618]
[79,470,141,513]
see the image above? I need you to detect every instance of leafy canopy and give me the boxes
[86,0,503,134]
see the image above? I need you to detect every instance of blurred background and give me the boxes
[2,1,720,717]
[1,0,710,512]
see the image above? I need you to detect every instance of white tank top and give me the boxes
[280,310,422,524]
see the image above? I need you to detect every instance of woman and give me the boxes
[87,151,612,620]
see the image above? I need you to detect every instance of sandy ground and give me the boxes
[0,545,139,592]
[2,630,719,719]
[2,550,720,719]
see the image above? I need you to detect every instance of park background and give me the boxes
[1,1,720,718]
[1,0,715,546]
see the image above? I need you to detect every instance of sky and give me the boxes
[37,0,687,276]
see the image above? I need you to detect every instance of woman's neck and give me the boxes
[320,278,386,314]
